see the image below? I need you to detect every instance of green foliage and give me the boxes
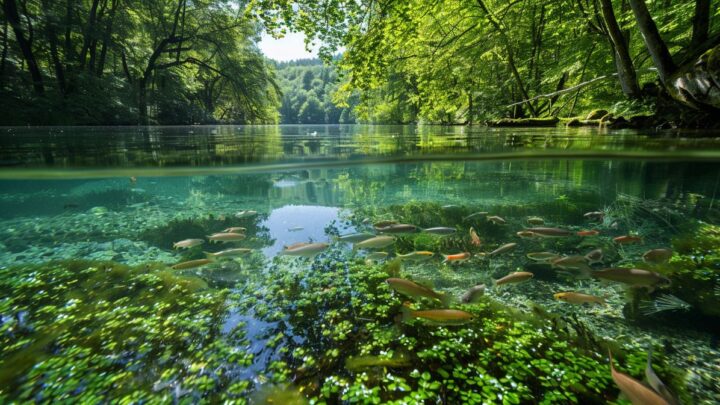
[0,0,279,125]
[251,0,720,123]
[274,59,357,124]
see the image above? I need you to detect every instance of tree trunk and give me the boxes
[0,18,8,84]
[690,0,709,50]
[95,0,117,77]
[79,0,100,69]
[600,0,641,98]
[629,0,719,110]
[627,0,676,83]
[138,77,148,125]
[3,0,44,94]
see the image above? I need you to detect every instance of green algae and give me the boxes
[0,259,252,403]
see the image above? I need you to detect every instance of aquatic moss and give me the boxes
[0,259,254,403]
[234,253,681,404]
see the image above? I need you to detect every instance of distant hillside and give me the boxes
[274,59,358,124]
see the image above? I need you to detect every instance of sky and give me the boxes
[258,32,320,61]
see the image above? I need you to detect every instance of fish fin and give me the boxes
[440,293,452,308]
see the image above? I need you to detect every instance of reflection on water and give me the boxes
[2,125,720,175]
[261,205,344,256]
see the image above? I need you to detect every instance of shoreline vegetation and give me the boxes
[0,1,718,129]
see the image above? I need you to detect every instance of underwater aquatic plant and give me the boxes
[639,294,692,316]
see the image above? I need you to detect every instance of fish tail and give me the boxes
[400,304,414,323]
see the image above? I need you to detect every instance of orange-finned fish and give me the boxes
[279,242,329,257]
[608,350,671,405]
[442,252,471,263]
[171,258,213,270]
[554,292,606,305]
[469,227,481,247]
[613,235,642,244]
[495,271,533,286]
[577,230,600,236]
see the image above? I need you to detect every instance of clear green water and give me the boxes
[0,125,719,403]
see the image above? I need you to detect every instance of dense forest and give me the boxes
[0,0,280,125]
[275,58,358,124]
[1,0,719,126]
[254,0,720,126]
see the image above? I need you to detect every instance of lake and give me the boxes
[0,125,718,403]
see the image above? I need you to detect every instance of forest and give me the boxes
[1,0,719,126]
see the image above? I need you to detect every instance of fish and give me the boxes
[354,235,396,250]
[645,349,680,405]
[495,271,533,286]
[463,212,488,221]
[642,248,672,264]
[526,252,562,262]
[205,248,252,258]
[584,211,605,221]
[442,252,471,263]
[365,252,389,262]
[441,205,461,210]
[461,284,486,303]
[386,278,448,304]
[235,210,258,219]
[554,292,605,305]
[223,227,247,233]
[207,232,246,243]
[487,243,517,257]
[278,242,329,257]
[373,220,398,228]
[397,251,434,261]
[577,230,600,236]
[608,350,671,405]
[173,238,204,249]
[516,231,537,238]
[171,258,214,270]
[487,215,506,225]
[523,227,574,237]
[129,176,137,184]
[375,224,419,234]
[527,216,545,225]
[345,354,412,371]
[469,227,481,247]
[333,232,375,243]
[401,307,474,325]
[288,226,304,232]
[423,227,456,235]
[551,255,589,269]
[613,235,642,244]
[584,248,604,265]
[592,268,671,289]
[283,242,310,250]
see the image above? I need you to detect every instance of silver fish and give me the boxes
[461,284,486,303]
[423,227,456,235]
[333,232,375,243]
